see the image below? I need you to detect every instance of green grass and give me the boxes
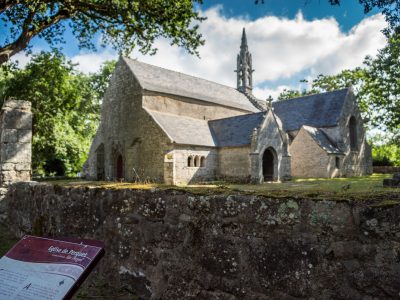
[48,174,398,201]
[229,173,395,199]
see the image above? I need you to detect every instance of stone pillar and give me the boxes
[0,100,32,186]
[250,152,261,183]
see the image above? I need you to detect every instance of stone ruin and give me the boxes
[383,173,400,188]
[0,100,32,188]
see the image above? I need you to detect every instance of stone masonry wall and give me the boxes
[251,111,291,182]
[334,91,373,176]
[86,58,171,182]
[143,93,249,121]
[2,182,400,299]
[168,146,218,185]
[290,127,339,178]
[0,100,32,186]
[218,146,251,181]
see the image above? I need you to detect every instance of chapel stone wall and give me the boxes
[334,92,372,176]
[0,100,32,186]
[290,128,340,178]
[143,94,250,121]
[218,146,251,182]
[168,146,218,185]
[86,58,171,182]
[251,111,291,183]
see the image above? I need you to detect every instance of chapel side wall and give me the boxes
[86,58,140,180]
[143,94,252,120]
[170,146,218,185]
[86,58,171,182]
[333,91,372,176]
[218,147,251,182]
[135,109,171,182]
[290,129,335,178]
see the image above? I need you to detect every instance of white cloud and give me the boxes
[11,5,387,101]
[11,52,33,68]
[253,85,295,100]
[129,7,386,99]
[70,51,116,74]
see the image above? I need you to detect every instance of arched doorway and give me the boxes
[262,147,275,181]
[116,155,123,180]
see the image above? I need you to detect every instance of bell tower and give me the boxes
[235,28,254,94]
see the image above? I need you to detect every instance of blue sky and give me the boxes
[8,1,387,99]
[201,0,379,31]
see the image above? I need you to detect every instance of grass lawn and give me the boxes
[49,173,398,201]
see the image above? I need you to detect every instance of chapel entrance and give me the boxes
[116,155,123,180]
[262,147,275,181]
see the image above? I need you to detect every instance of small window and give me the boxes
[335,156,340,169]
[194,156,200,167]
[187,156,193,167]
[349,116,358,151]
[200,156,205,167]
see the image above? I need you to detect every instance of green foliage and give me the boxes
[0,1,205,63]
[0,51,112,176]
[371,134,400,166]
[277,89,305,100]
[363,31,400,132]
[90,60,117,101]
[278,32,400,138]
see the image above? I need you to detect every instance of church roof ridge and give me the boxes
[209,111,265,124]
[122,57,260,113]
[274,88,349,103]
[272,88,349,132]
[123,56,243,91]
[301,125,342,154]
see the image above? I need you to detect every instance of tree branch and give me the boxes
[0,0,14,14]
[0,6,70,64]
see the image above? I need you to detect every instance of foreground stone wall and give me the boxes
[373,166,400,174]
[2,183,400,299]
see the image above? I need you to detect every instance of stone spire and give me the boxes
[235,28,254,94]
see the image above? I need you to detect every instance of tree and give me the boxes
[0,50,107,176]
[278,31,400,138]
[89,60,116,101]
[0,1,205,64]
[363,31,400,132]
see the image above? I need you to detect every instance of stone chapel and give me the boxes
[85,29,372,184]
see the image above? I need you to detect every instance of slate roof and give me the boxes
[145,109,216,147]
[123,57,260,113]
[302,126,342,154]
[209,112,265,147]
[272,88,349,132]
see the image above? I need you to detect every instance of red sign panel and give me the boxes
[0,235,105,300]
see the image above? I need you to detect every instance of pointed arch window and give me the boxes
[188,156,193,167]
[200,156,206,167]
[194,156,200,167]
[349,116,358,151]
